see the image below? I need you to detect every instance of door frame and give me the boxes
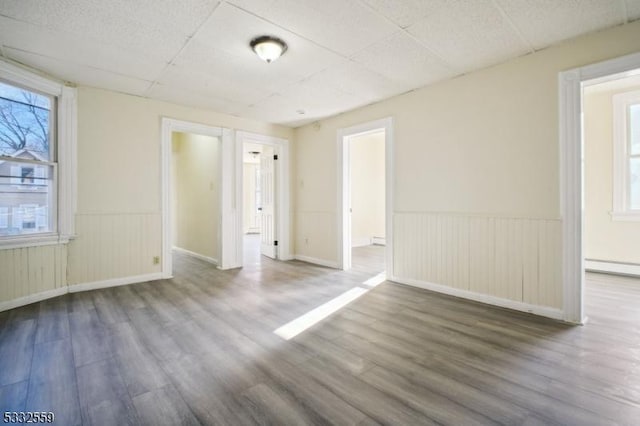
[236,131,292,263]
[337,117,394,274]
[160,118,232,277]
[559,51,640,324]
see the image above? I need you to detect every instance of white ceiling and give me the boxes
[0,0,638,127]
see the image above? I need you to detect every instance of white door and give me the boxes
[260,145,276,258]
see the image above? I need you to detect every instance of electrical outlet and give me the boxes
[153,256,160,265]
[305,237,309,245]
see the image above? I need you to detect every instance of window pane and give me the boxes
[0,161,54,236]
[0,81,52,160]
[631,157,640,210]
[631,104,640,156]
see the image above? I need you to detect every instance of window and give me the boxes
[0,207,8,228]
[0,59,76,248]
[613,90,640,220]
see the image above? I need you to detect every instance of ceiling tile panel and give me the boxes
[407,0,530,72]
[5,48,152,95]
[158,64,270,105]
[495,0,626,50]
[226,0,398,56]
[240,80,369,127]
[0,0,635,127]
[146,83,246,115]
[359,0,448,28]
[0,16,167,81]
[278,79,367,113]
[238,95,308,126]
[175,42,304,92]
[352,31,454,89]
[180,4,344,92]
[303,59,410,104]
[0,0,220,61]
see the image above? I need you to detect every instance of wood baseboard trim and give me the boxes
[0,287,68,312]
[585,260,640,277]
[294,255,339,269]
[172,246,218,266]
[69,273,163,293]
[390,275,565,321]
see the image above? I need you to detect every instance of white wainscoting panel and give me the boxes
[68,213,162,285]
[0,243,67,304]
[394,213,562,309]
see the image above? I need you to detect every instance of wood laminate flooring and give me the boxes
[1,237,639,425]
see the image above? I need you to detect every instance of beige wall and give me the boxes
[294,21,640,309]
[64,87,292,286]
[2,86,292,305]
[172,132,220,261]
[584,83,640,264]
[350,131,385,246]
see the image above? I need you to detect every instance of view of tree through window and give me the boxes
[0,80,54,237]
[0,81,51,158]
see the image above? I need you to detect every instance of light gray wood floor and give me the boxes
[1,236,639,425]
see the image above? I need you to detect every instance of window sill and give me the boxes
[0,233,71,250]
[610,211,640,222]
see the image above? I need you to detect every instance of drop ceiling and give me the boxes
[0,0,638,127]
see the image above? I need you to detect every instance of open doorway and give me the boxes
[338,117,393,278]
[348,129,386,274]
[237,131,291,266]
[559,52,640,323]
[241,141,276,265]
[170,130,221,267]
[584,73,640,275]
[582,70,640,321]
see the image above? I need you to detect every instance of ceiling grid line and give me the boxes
[0,1,635,127]
[490,0,535,54]
[224,2,351,60]
[352,0,456,73]
[7,46,155,84]
[143,0,224,97]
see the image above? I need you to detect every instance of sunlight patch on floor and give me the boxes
[362,271,386,287]
[274,272,386,340]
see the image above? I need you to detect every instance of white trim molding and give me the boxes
[173,246,218,266]
[160,118,226,277]
[0,59,77,249]
[585,260,640,277]
[236,131,292,263]
[391,276,564,321]
[337,117,394,276]
[559,51,640,324]
[0,272,164,312]
[0,287,68,313]
[68,273,163,293]
[294,254,340,269]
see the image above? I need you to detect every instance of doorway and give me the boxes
[236,131,291,265]
[582,69,640,323]
[338,117,394,277]
[170,131,221,266]
[559,52,640,323]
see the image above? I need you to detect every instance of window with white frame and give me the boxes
[612,90,640,220]
[0,60,76,246]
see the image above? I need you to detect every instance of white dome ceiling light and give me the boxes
[250,36,288,63]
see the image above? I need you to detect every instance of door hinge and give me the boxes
[273,154,278,160]
[274,240,278,246]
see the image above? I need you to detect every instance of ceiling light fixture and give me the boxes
[250,35,287,63]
